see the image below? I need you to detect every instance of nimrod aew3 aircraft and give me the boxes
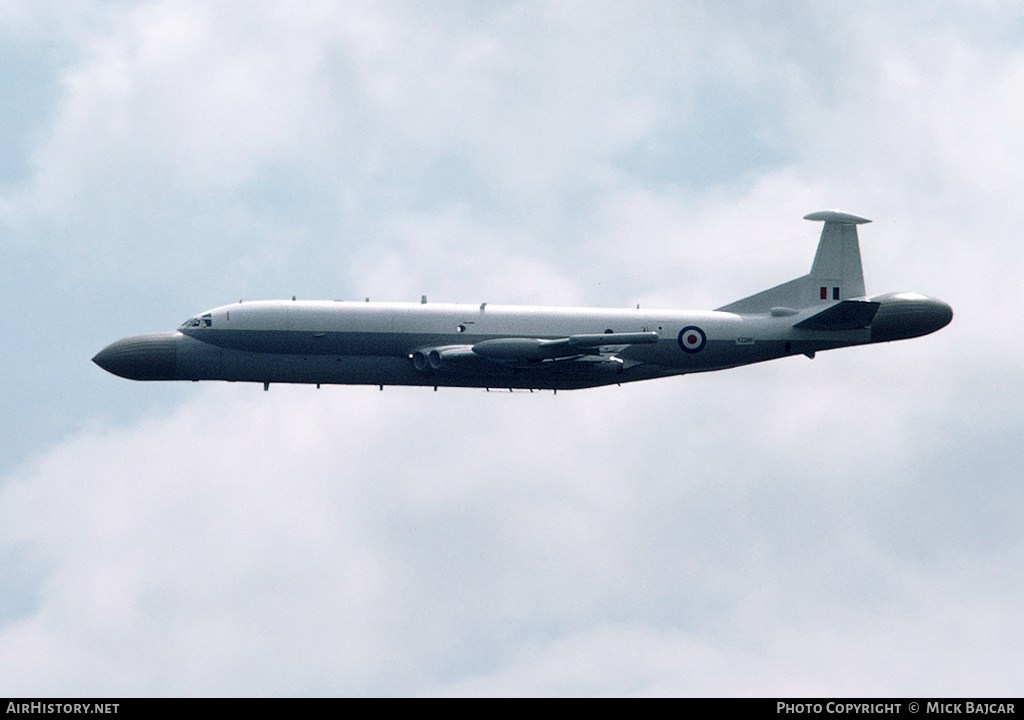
[94,211,952,391]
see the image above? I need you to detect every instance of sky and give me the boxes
[1,0,1022,697]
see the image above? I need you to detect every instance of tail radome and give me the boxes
[717,210,871,314]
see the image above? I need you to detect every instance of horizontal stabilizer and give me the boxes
[794,300,880,330]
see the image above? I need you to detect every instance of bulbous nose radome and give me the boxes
[92,332,180,380]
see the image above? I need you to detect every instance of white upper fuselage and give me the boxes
[175,299,862,379]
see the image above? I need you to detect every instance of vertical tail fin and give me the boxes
[717,210,871,313]
[805,210,869,301]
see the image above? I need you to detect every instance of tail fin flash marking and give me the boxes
[717,210,871,314]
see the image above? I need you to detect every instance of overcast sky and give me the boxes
[2,0,1022,697]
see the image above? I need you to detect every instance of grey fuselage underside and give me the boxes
[93,298,946,390]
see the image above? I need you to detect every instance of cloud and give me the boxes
[3,345,1022,696]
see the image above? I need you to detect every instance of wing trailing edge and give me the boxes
[472,331,658,362]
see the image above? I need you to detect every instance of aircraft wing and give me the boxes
[411,331,659,373]
[471,332,658,362]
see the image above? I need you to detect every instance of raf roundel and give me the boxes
[677,326,706,353]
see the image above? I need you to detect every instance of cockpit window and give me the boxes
[179,313,212,330]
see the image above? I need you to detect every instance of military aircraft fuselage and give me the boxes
[92,294,951,391]
[93,212,953,391]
